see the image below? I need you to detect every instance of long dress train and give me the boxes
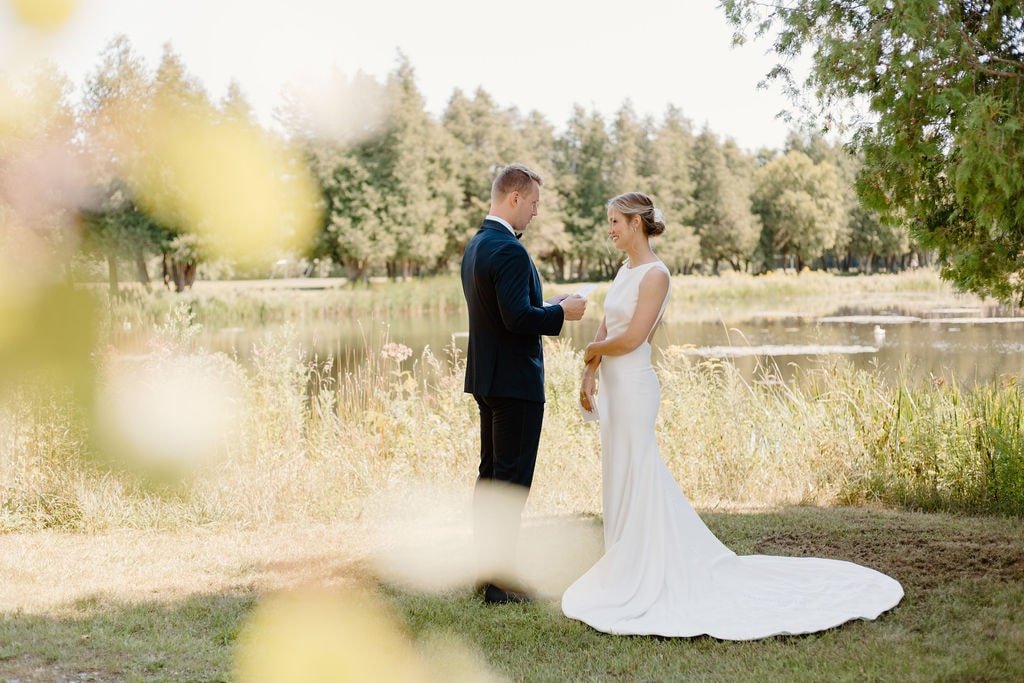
[561,261,903,639]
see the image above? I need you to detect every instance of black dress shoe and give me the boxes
[483,583,532,605]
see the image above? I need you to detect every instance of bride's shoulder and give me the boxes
[639,263,670,288]
[644,260,671,277]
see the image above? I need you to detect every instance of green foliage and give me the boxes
[518,112,574,270]
[648,106,700,272]
[723,0,1024,300]
[441,88,521,256]
[607,102,650,193]
[80,38,213,290]
[316,150,393,279]
[376,57,456,276]
[554,106,618,278]
[753,151,845,268]
[859,378,1024,516]
[691,128,761,271]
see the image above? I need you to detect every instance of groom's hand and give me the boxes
[560,294,586,321]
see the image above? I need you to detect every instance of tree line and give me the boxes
[14,36,926,292]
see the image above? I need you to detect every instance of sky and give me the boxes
[1,0,807,151]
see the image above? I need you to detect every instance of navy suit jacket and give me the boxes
[461,219,565,402]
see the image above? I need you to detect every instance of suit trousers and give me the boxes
[472,394,544,585]
[473,394,544,488]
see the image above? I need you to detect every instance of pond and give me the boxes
[187,300,1024,387]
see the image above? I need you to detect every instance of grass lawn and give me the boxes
[2,506,1022,682]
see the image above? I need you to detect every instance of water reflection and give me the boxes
[140,302,1023,388]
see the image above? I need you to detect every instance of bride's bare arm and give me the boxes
[580,317,607,411]
[584,318,608,371]
[583,269,669,362]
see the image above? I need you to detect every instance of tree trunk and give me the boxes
[171,262,186,292]
[107,254,119,296]
[163,258,197,293]
[135,249,150,285]
[556,253,566,281]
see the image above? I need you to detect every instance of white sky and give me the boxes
[1,0,805,150]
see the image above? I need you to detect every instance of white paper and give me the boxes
[545,284,596,307]
[575,284,597,299]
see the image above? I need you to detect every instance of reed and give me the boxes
[2,309,1021,532]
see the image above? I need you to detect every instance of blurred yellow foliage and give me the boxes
[120,99,321,266]
[234,589,430,683]
[0,282,97,400]
[0,73,67,147]
[9,0,76,28]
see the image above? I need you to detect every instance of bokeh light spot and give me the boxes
[10,0,76,28]
[121,100,321,267]
[234,588,430,683]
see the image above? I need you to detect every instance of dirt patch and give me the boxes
[754,524,1024,591]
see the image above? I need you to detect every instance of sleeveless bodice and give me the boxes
[601,260,670,372]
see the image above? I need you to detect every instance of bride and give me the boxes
[561,192,903,639]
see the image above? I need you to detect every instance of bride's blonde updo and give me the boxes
[606,192,666,237]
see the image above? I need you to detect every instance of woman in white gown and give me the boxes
[561,192,903,640]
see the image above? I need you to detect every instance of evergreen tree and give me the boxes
[441,88,525,264]
[555,106,615,278]
[648,106,700,272]
[315,148,392,281]
[516,111,571,278]
[607,102,650,194]
[690,128,760,272]
[375,56,456,278]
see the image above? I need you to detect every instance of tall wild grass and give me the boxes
[106,276,468,330]
[102,269,982,331]
[2,308,1021,531]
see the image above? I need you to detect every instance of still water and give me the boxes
[194,302,1023,386]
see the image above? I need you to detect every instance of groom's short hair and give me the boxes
[491,163,542,202]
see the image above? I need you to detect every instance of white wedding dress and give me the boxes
[561,261,903,639]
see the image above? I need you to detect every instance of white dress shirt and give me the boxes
[485,214,517,237]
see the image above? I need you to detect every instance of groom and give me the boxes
[461,163,586,604]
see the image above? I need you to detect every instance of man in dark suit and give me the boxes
[461,163,586,604]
